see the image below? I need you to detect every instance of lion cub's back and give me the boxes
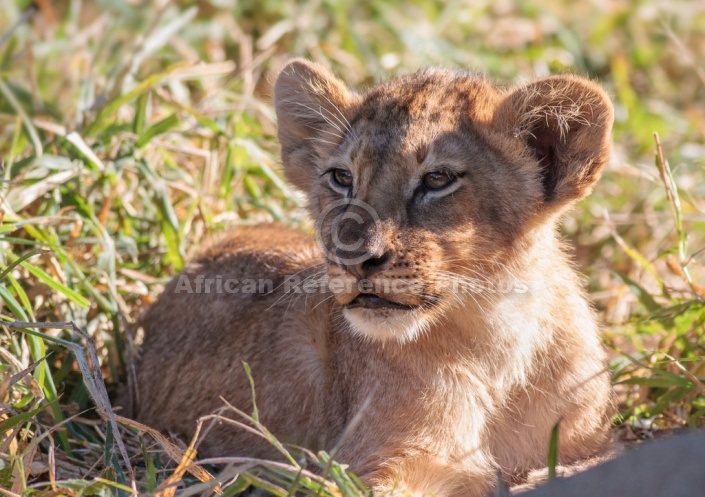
[129,224,331,454]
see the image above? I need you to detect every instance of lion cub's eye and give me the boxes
[422,171,456,190]
[332,168,353,188]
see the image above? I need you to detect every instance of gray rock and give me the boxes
[522,431,705,497]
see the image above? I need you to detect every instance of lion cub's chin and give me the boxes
[343,307,431,343]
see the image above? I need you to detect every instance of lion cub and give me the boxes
[129,59,615,496]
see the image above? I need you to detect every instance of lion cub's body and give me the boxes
[130,60,616,496]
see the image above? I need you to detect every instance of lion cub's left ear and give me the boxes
[494,75,614,210]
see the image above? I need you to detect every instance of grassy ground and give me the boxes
[1,0,704,495]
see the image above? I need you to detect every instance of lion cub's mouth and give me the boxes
[347,293,417,311]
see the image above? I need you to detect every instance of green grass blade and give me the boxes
[547,421,560,480]
[0,249,90,308]
[135,113,179,148]
[65,131,106,170]
[0,403,47,433]
[0,248,46,282]
[0,77,42,162]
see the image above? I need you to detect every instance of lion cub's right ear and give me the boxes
[274,59,361,193]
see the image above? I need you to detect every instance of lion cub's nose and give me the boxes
[352,249,392,279]
[337,247,393,279]
[334,215,394,279]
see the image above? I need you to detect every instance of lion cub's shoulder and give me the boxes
[192,223,319,274]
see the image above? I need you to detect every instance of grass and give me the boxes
[0,0,704,494]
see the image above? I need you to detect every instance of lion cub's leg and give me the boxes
[330,399,497,497]
[348,451,497,497]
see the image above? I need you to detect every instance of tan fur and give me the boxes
[125,59,616,496]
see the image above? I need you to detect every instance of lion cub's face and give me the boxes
[275,60,613,342]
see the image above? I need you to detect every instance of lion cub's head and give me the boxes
[274,59,613,342]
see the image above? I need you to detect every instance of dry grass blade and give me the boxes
[4,354,48,394]
[157,444,197,497]
[653,132,681,235]
[662,353,705,396]
[114,414,220,490]
[0,488,22,497]
[0,5,36,48]
[6,321,135,485]
[653,132,698,294]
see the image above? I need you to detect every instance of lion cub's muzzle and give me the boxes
[335,248,423,309]
[322,210,432,311]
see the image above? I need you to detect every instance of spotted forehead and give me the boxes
[346,70,496,164]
